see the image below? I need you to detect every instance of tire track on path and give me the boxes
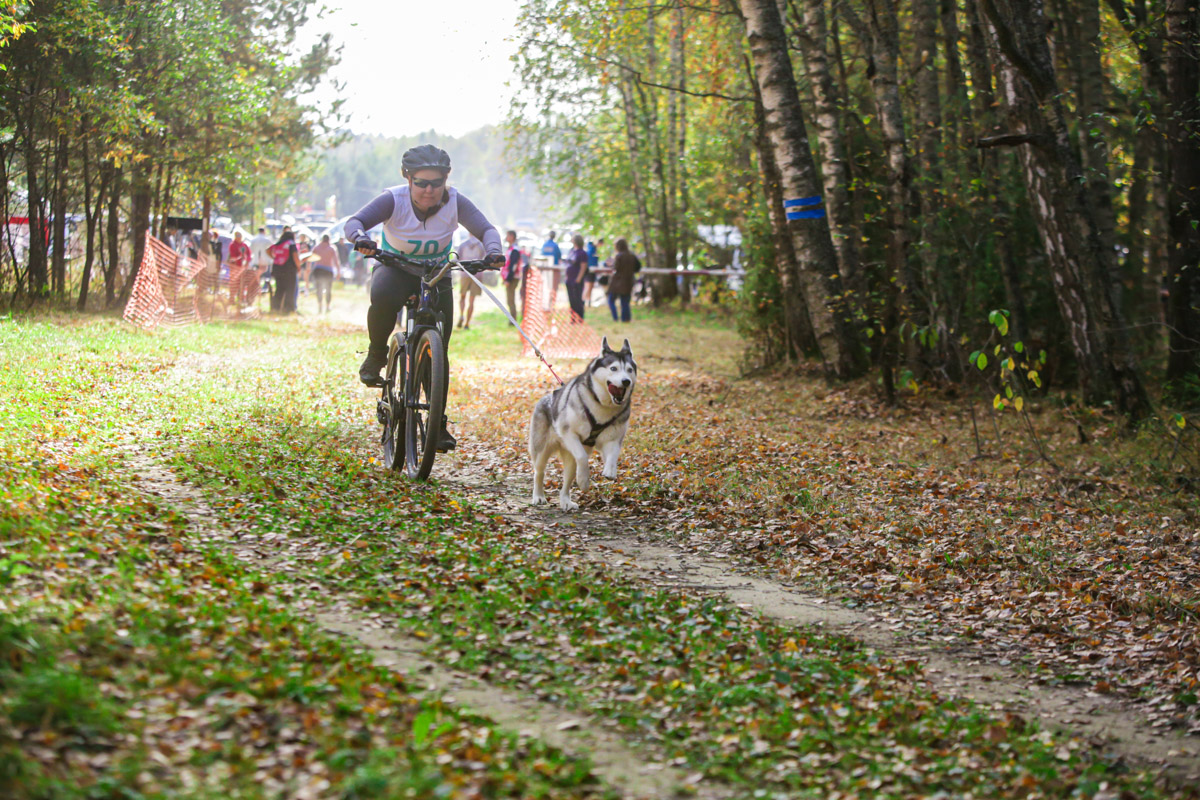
[120,449,736,800]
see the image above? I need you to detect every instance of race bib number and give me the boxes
[401,239,452,260]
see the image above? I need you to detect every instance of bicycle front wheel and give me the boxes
[404,328,446,481]
[381,335,405,471]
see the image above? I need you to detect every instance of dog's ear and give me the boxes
[601,336,613,354]
[621,338,631,355]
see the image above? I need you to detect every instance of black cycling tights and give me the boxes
[367,265,455,408]
[367,264,456,352]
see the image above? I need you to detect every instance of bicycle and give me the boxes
[364,247,497,480]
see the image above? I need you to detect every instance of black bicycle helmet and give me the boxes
[401,144,452,177]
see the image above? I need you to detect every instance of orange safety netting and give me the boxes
[124,233,263,330]
[519,265,602,360]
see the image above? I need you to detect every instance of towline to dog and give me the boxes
[457,264,566,387]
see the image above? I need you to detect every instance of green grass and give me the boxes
[0,309,1189,798]
[0,314,612,799]
[179,407,1161,797]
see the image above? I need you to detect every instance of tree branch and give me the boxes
[974,132,1047,147]
[527,38,752,102]
[620,0,742,15]
[833,0,870,41]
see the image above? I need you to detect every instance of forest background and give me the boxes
[2,0,1200,427]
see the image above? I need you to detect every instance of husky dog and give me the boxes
[529,337,637,511]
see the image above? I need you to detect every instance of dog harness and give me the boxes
[582,404,629,447]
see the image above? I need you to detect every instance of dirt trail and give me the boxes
[440,451,1200,788]
[315,609,729,800]
[121,450,733,800]
[122,336,1200,789]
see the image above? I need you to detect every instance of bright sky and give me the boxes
[303,0,523,138]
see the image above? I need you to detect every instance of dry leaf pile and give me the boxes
[453,355,1200,736]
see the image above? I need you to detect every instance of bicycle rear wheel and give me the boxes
[380,335,406,471]
[404,328,446,481]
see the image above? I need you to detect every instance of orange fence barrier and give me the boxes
[124,233,262,330]
[520,265,602,360]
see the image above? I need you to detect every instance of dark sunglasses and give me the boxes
[412,177,446,189]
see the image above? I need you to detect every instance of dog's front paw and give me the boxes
[576,470,591,492]
[559,496,579,512]
[531,491,547,505]
[601,464,617,480]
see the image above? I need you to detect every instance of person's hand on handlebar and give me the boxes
[354,235,377,255]
[484,253,505,266]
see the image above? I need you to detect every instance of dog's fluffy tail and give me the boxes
[528,396,552,462]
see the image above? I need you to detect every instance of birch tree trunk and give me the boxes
[739,0,863,378]
[748,54,820,359]
[983,0,1151,419]
[796,0,863,295]
[104,165,121,308]
[618,78,657,272]
[672,0,692,305]
[642,8,678,304]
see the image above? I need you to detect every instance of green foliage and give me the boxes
[968,309,1048,413]
[6,665,117,738]
[509,0,754,279]
[736,207,788,367]
[0,0,341,298]
[0,1,32,71]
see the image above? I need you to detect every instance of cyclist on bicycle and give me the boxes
[347,144,504,450]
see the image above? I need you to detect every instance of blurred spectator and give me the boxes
[585,236,603,308]
[311,234,340,314]
[541,230,562,308]
[227,231,253,306]
[336,236,352,281]
[269,231,301,315]
[607,238,639,323]
[566,234,587,321]
[502,229,523,320]
[456,234,485,329]
[297,233,312,302]
[250,226,273,308]
[250,227,272,273]
[350,247,368,289]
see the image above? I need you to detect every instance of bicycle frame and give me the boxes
[365,246,496,477]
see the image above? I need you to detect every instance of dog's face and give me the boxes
[592,337,637,405]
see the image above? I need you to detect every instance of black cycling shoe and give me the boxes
[436,416,456,453]
[359,346,388,386]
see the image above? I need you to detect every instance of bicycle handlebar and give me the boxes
[361,247,500,283]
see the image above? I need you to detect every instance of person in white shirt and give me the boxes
[250,227,273,273]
